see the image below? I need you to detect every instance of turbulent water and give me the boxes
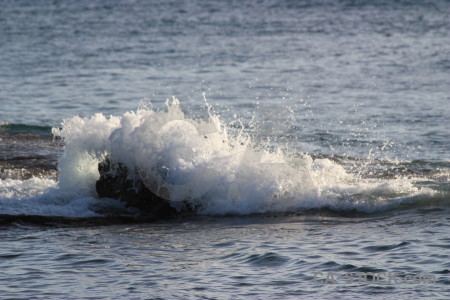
[1,0,449,299]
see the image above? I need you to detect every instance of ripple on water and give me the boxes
[244,252,290,267]
[428,244,450,250]
[363,241,410,252]
[0,253,23,260]
[69,258,114,266]
[211,241,235,247]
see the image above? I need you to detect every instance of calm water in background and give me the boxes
[0,0,449,299]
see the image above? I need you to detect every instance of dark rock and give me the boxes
[96,157,180,218]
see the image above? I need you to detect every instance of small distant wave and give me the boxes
[0,123,53,137]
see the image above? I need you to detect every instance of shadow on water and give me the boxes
[0,206,406,228]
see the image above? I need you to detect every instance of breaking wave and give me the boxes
[1,98,447,220]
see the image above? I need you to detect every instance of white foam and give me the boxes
[0,177,102,217]
[52,113,121,197]
[309,159,426,212]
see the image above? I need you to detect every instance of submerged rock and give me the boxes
[95,157,180,218]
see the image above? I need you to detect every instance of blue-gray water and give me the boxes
[0,0,449,299]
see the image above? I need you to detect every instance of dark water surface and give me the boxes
[1,211,449,299]
[0,0,449,299]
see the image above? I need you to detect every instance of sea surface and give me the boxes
[0,0,449,299]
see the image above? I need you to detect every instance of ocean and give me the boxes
[0,0,449,299]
